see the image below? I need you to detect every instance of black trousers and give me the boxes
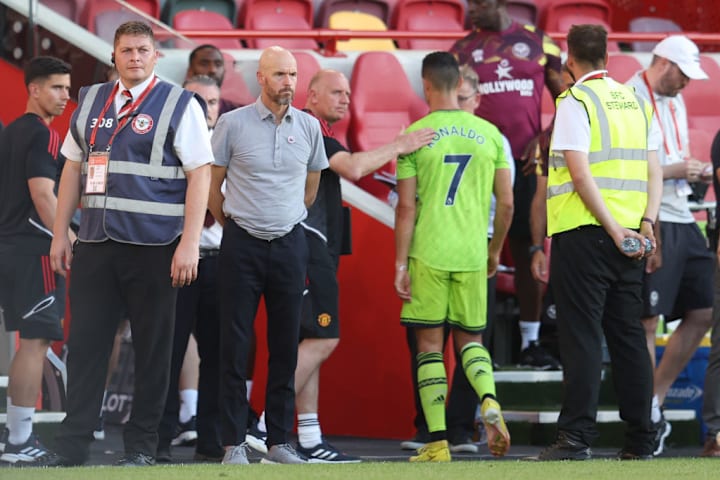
[406,275,497,438]
[551,226,654,452]
[55,240,178,463]
[158,254,223,457]
[218,222,307,448]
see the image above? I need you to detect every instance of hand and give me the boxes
[49,234,73,277]
[612,228,647,259]
[700,162,714,183]
[645,249,662,273]
[170,239,199,288]
[530,251,548,283]
[685,159,704,182]
[394,268,412,302]
[396,127,435,155]
[487,252,500,278]
[519,135,542,176]
[639,221,657,257]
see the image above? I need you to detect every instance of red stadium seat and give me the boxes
[41,0,83,22]
[540,0,617,52]
[292,50,322,109]
[606,53,643,83]
[238,0,318,50]
[683,56,720,138]
[162,0,237,25]
[240,0,317,49]
[220,52,256,107]
[392,0,465,50]
[81,0,160,32]
[689,128,714,164]
[629,16,682,52]
[506,0,538,26]
[173,9,244,49]
[316,0,392,27]
[95,10,147,44]
[348,52,428,201]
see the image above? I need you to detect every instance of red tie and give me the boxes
[204,210,215,227]
[118,90,133,119]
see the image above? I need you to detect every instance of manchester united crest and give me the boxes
[132,114,154,134]
[317,313,332,327]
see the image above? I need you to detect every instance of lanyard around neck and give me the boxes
[642,71,682,157]
[89,77,158,151]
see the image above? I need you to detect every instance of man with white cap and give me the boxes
[626,34,713,456]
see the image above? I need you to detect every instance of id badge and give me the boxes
[675,179,692,197]
[86,151,109,194]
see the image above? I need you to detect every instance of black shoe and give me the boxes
[400,430,431,450]
[116,452,155,466]
[518,342,562,370]
[156,446,172,463]
[171,416,197,447]
[536,432,591,461]
[651,417,672,456]
[618,448,653,460]
[0,433,59,466]
[38,453,82,467]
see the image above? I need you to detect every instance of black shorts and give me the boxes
[300,231,340,340]
[642,222,714,319]
[0,253,65,340]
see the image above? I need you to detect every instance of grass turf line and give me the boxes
[1,459,718,480]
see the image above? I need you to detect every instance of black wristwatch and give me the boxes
[529,244,544,256]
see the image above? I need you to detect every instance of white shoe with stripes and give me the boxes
[296,441,361,463]
[0,433,58,465]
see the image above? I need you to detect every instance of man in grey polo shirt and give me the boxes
[209,46,328,465]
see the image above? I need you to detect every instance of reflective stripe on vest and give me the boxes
[547,79,652,236]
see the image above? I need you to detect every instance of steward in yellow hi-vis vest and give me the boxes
[547,77,653,236]
[537,24,663,462]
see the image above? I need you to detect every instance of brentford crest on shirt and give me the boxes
[132,114,154,134]
[512,42,530,59]
[471,49,484,63]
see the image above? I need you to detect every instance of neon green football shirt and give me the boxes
[397,110,509,271]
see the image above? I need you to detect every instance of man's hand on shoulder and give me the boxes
[395,128,435,156]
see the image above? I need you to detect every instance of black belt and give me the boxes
[199,249,220,259]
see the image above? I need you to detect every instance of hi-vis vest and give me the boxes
[70,80,196,245]
[547,77,653,236]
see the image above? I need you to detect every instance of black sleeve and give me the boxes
[323,135,348,162]
[25,123,59,182]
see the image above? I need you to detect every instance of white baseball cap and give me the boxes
[652,35,708,80]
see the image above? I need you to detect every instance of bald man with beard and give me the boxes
[209,46,328,465]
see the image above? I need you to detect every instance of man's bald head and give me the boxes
[305,69,350,125]
[257,46,298,107]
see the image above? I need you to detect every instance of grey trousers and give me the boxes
[702,264,720,436]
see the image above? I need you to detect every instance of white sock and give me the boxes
[246,380,253,400]
[7,401,34,445]
[258,411,267,434]
[179,389,198,424]
[519,321,540,350]
[651,395,662,423]
[297,413,322,448]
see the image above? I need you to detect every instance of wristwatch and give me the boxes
[528,244,544,256]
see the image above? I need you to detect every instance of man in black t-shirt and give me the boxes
[283,69,435,462]
[0,56,72,466]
